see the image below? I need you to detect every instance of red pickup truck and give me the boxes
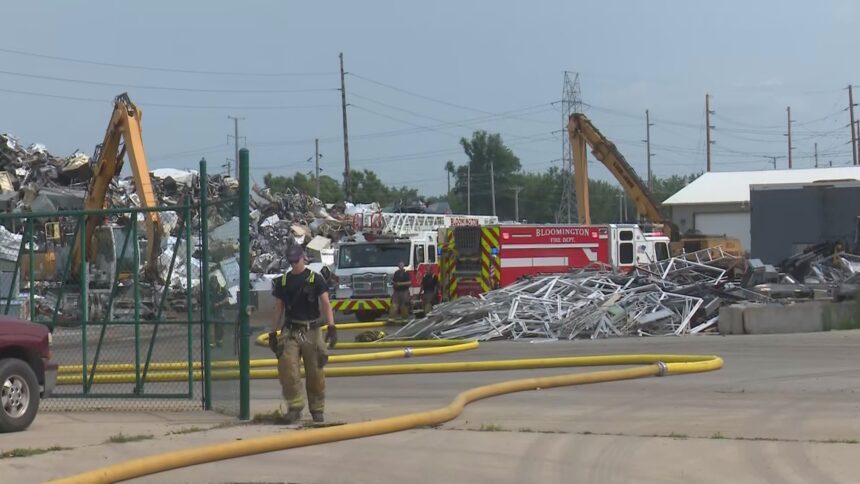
[0,316,57,432]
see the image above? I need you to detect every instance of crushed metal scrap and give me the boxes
[391,245,860,342]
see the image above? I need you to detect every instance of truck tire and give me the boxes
[355,310,381,323]
[0,358,40,433]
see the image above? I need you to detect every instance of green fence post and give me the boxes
[79,215,89,392]
[132,219,141,391]
[27,217,34,322]
[199,158,212,410]
[6,231,26,315]
[184,202,194,398]
[238,148,250,420]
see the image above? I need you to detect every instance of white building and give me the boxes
[662,167,860,252]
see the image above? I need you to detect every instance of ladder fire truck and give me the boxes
[330,212,498,321]
[439,223,671,300]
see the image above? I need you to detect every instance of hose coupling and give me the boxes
[655,361,669,377]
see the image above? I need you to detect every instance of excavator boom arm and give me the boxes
[569,113,672,238]
[71,93,161,279]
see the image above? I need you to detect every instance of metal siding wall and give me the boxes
[751,184,860,264]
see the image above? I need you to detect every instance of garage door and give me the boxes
[694,212,750,252]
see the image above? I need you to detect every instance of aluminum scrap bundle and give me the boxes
[391,270,710,342]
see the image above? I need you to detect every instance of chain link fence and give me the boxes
[0,158,253,414]
[202,184,243,417]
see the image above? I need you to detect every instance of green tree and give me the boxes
[452,131,522,218]
[444,160,456,195]
[263,172,344,203]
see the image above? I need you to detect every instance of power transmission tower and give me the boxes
[557,71,582,223]
[228,116,244,179]
[339,53,352,199]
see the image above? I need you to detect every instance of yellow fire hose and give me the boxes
[57,340,476,376]
[56,341,479,384]
[51,353,722,484]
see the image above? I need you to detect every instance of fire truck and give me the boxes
[439,224,671,300]
[330,212,498,321]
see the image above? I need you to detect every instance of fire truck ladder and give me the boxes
[354,212,500,237]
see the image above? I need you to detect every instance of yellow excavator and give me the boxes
[70,93,161,281]
[568,112,741,257]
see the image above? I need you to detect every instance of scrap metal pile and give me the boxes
[392,248,772,341]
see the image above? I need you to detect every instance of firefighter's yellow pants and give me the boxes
[389,290,411,321]
[276,326,327,413]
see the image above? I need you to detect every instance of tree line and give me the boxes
[264,130,698,222]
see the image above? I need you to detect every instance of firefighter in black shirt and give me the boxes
[389,260,411,323]
[269,245,336,424]
[419,271,438,315]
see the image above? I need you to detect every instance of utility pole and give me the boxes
[645,109,653,191]
[786,106,793,169]
[850,85,857,165]
[766,156,778,169]
[489,160,496,217]
[814,142,819,168]
[314,138,320,199]
[227,116,244,179]
[339,52,351,199]
[855,120,859,165]
[513,187,523,222]
[466,164,472,214]
[705,94,713,172]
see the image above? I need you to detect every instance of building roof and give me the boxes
[663,167,860,205]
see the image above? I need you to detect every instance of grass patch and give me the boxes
[711,432,726,439]
[0,446,71,459]
[517,427,566,434]
[167,426,207,436]
[812,438,859,444]
[106,432,154,444]
[478,423,506,432]
[667,432,688,439]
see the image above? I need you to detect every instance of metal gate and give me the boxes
[0,154,252,415]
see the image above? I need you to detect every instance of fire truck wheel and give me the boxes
[355,310,381,323]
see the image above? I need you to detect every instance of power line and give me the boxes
[0,69,337,93]
[349,72,492,114]
[0,47,336,77]
[0,86,337,109]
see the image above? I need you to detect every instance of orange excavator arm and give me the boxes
[71,93,161,280]
[568,113,673,239]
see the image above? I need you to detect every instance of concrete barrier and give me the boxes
[718,301,859,335]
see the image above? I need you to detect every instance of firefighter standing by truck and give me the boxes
[419,270,438,315]
[269,245,336,424]
[389,260,411,323]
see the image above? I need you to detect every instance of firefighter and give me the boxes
[389,260,411,323]
[209,274,230,349]
[269,245,336,424]
[419,270,438,315]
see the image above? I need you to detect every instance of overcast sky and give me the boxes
[1,1,858,196]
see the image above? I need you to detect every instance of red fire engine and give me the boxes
[439,224,671,300]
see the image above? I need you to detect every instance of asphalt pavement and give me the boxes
[2,330,859,483]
